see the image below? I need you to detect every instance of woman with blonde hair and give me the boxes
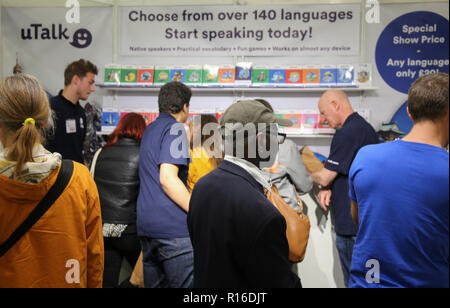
[0,74,104,288]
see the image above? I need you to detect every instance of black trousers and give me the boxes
[103,233,141,288]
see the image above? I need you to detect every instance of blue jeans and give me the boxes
[335,234,356,288]
[140,237,194,288]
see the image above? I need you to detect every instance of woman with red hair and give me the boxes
[91,112,146,288]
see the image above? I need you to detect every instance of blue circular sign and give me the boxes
[375,11,449,94]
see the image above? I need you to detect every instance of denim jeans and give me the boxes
[335,234,356,288]
[140,237,194,288]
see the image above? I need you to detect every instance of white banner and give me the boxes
[119,5,361,57]
[2,7,113,95]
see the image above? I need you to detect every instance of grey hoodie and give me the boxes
[262,139,313,211]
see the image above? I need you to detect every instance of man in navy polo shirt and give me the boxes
[137,81,193,288]
[46,59,98,164]
[311,89,378,287]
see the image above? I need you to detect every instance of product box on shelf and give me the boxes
[202,64,220,86]
[285,66,303,86]
[137,66,155,85]
[218,65,236,86]
[252,65,270,87]
[154,65,171,86]
[120,65,139,86]
[300,111,320,134]
[281,111,302,129]
[337,64,355,87]
[319,65,337,87]
[355,63,372,88]
[215,108,225,123]
[103,64,121,86]
[302,65,321,87]
[269,66,287,86]
[101,108,119,132]
[169,66,187,84]
[185,65,203,86]
[235,62,252,86]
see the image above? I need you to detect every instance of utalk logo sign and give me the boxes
[19,0,92,49]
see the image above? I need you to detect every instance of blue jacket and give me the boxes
[187,160,301,288]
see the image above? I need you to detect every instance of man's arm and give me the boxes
[351,200,359,226]
[160,163,191,212]
[311,167,338,188]
[317,189,332,211]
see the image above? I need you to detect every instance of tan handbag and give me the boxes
[265,184,311,263]
[129,252,144,288]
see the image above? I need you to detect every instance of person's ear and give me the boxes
[181,103,186,113]
[406,106,414,122]
[72,74,80,86]
[330,99,339,111]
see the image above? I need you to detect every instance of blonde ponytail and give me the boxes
[0,74,51,180]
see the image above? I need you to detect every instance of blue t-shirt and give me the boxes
[324,112,378,236]
[349,140,449,288]
[137,113,191,238]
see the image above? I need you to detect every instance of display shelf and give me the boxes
[97,130,334,138]
[97,84,377,93]
[286,133,334,138]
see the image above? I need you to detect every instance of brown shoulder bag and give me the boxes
[265,184,311,263]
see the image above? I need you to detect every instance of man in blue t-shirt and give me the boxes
[312,89,378,287]
[349,73,449,288]
[137,81,193,288]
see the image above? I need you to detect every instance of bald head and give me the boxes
[319,89,351,108]
[318,90,354,129]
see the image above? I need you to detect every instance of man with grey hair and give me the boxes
[187,100,301,288]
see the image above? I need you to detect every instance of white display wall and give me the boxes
[1,0,449,288]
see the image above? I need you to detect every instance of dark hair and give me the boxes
[158,81,192,114]
[190,114,223,167]
[64,59,98,86]
[254,98,274,113]
[190,114,219,148]
[103,113,146,149]
[408,73,449,123]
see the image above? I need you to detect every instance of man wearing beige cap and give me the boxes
[187,100,301,288]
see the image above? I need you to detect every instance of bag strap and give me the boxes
[89,148,102,177]
[0,159,74,258]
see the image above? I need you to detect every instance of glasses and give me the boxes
[277,132,286,144]
[266,125,286,144]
